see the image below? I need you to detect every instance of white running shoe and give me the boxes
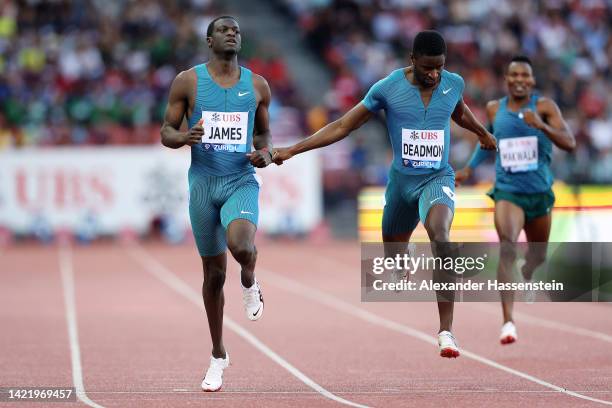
[438,331,460,358]
[500,321,517,345]
[242,280,264,321]
[201,352,230,392]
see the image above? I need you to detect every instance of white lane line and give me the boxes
[468,303,612,344]
[84,389,612,395]
[313,253,612,344]
[261,268,612,406]
[127,244,370,408]
[58,244,105,408]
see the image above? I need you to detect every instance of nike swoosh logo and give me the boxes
[238,91,250,96]
[430,197,442,204]
[252,305,262,317]
[442,88,452,95]
[240,210,253,215]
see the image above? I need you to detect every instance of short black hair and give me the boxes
[509,55,532,67]
[412,30,446,57]
[206,15,238,38]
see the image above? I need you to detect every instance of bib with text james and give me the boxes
[201,111,248,153]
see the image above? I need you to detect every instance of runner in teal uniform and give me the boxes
[274,31,497,358]
[456,56,575,345]
[161,16,275,392]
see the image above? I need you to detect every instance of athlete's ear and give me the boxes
[206,36,212,49]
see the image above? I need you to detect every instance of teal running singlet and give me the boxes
[362,68,465,175]
[188,64,257,177]
[468,94,553,193]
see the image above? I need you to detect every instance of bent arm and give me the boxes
[160,72,190,149]
[538,98,575,152]
[452,99,489,140]
[288,103,373,156]
[252,75,273,153]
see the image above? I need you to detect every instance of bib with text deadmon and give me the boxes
[401,129,444,169]
[499,136,538,173]
[201,111,248,153]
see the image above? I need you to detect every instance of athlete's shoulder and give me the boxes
[251,72,271,103]
[251,72,269,88]
[381,68,405,86]
[172,68,197,91]
[443,70,465,87]
[535,95,557,109]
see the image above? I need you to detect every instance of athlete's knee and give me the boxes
[202,261,226,292]
[227,238,257,264]
[526,247,547,267]
[427,227,450,243]
[499,238,517,262]
[203,271,225,293]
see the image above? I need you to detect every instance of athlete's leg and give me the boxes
[220,175,260,288]
[200,253,228,358]
[494,200,525,324]
[424,204,456,333]
[419,171,457,334]
[381,174,419,277]
[189,176,229,359]
[522,214,552,280]
[220,175,264,321]
[226,219,257,287]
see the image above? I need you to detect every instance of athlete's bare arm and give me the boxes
[273,103,373,164]
[161,70,202,149]
[246,74,273,168]
[524,97,575,152]
[455,100,500,185]
[452,99,497,150]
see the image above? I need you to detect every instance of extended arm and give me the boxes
[274,103,373,163]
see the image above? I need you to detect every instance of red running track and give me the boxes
[0,240,611,407]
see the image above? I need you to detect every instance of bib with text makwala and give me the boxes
[499,136,538,173]
[401,129,444,169]
[201,111,248,153]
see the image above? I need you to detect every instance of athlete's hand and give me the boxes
[479,131,497,151]
[246,148,273,168]
[272,147,293,165]
[454,167,472,187]
[521,109,545,130]
[184,118,204,146]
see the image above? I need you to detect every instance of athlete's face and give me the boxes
[207,19,241,55]
[505,62,535,99]
[411,54,445,88]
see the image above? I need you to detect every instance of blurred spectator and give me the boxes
[0,0,304,149]
[273,0,612,184]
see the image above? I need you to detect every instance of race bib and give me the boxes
[499,136,538,173]
[201,111,248,153]
[401,129,445,169]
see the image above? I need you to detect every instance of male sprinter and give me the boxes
[274,31,496,357]
[456,55,575,345]
[161,16,274,391]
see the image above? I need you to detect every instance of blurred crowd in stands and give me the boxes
[2,0,611,188]
[273,0,612,185]
[0,0,304,149]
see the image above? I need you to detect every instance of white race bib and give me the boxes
[401,129,445,169]
[201,111,248,153]
[499,136,538,173]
